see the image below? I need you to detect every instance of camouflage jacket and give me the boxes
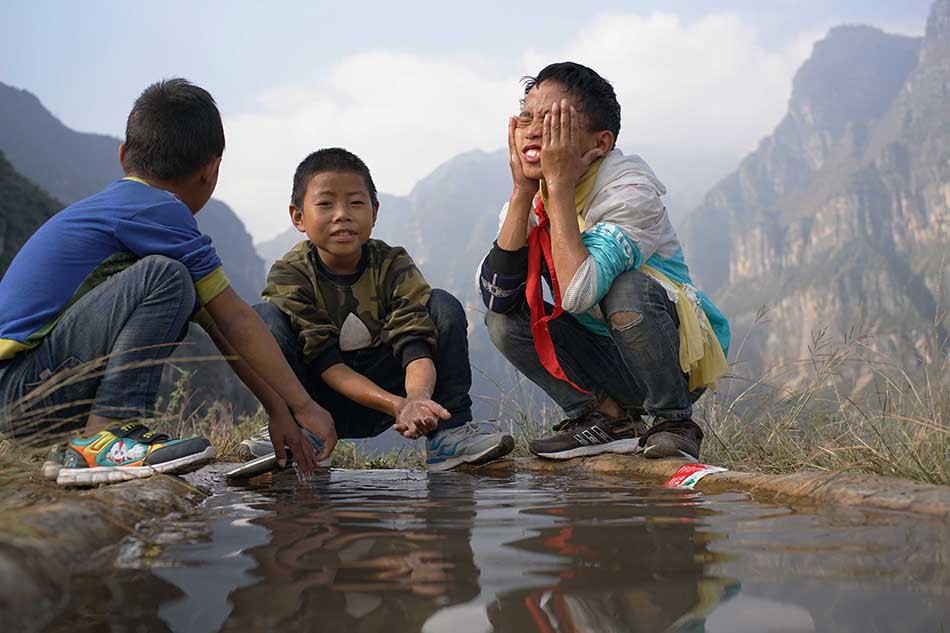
[262,239,436,373]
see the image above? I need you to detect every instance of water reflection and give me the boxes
[41,469,949,633]
[212,471,741,633]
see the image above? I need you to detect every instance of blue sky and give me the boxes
[0,1,933,239]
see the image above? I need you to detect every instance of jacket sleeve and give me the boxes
[380,249,437,368]
[478,241,528,313]
[261,257,343,373]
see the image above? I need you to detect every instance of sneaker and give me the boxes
[42,444,66,481]
[237,424,330,466]
[528,411,647,460]
[238,425,273,461]
[425,422,514,472]
[638,418,703,461]
[55,422,215,487]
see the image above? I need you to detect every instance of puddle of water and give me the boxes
[43,468,949,633]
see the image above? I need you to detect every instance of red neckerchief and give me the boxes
[526,196,590,394]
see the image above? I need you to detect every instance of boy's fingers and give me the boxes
[569,105,577,145]
[551,101,560,145]
[508,117,517,152]
[542,112,551,148]
[315,432,336,462]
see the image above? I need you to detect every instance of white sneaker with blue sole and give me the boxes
[426,422,514,472]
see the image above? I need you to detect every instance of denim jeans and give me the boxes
[254,288,473,440]
[0,255,196,438]
[486,269,696,421]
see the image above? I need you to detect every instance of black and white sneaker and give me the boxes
[639,419,704,461]
[529,411,647,460]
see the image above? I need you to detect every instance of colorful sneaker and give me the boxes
[639,418,703,461]
[529,411,647,460]
[56,422,214,486]
[426,422,514,472]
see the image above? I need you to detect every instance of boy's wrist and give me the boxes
[510,186,537,204]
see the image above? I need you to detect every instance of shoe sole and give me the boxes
[642,444,699,462]
[427,435,515,473]
[42,460,63,481]
[56,446,216,487]
[533,437,643,460]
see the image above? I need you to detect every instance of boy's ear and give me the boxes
[596,130,615,156]
[200,156,222,186]
[372,201,380,226]
[118,142,128,172]
[289,205,307,233]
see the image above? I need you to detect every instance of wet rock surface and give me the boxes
[0,474,208,632]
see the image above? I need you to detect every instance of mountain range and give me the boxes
[1,0,947,429]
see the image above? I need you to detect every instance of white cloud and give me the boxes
[215,12,817,242]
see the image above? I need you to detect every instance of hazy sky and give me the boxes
[0,1,933,241]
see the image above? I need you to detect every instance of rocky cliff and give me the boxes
[682,7,949,382]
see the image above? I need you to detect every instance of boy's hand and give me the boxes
[270,400,337,473]
[541,100,604,191]
[508,116,539,200]
[393,396,451,439]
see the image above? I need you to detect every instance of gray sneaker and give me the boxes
[238,425,330,466]
[639,419,704,461]
[238,425,273,461]
[425,422,514,472]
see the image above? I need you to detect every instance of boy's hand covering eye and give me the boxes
[393,396,450,439]
[541,100,604,190]
[508,116,539,196]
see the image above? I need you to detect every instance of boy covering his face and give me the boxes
[479,62,730,461]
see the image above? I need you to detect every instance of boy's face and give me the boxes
[291,170,378,273]
[515,80,603,182]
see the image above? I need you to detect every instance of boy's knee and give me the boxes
[253,302,290,332]
[428,289,467,329]
[485,310,517,350]
[609,310,643,331]
[137,255,195,304]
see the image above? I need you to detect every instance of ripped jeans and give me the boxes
[485,269,695,421]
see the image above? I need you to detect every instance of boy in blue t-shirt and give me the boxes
[0,79,336,485]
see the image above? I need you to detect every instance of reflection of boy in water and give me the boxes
[486,490,738,633]
[220,475,481,632]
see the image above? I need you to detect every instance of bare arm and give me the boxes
[204,288,337,468]
[497,117,539,251]
[321,363,402,416]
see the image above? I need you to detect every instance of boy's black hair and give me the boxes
[291,148,379,208]
[123,78,225,181]
[523,62,621,146]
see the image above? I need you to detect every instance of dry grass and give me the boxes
[2,318,947,487]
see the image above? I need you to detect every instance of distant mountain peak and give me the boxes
[788,26,920,140]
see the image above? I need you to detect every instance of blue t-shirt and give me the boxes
[0,178,229,360]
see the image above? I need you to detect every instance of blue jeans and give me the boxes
[0,255,195,438]
[254,288,473,439]
[486,269,696,421]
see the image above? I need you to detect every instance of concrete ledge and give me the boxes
[474,456,950,519]
[0,475,208,633]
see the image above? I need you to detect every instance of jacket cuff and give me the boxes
[311,346,345,375]
[399,339,434,369]
[485,241,528,275]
